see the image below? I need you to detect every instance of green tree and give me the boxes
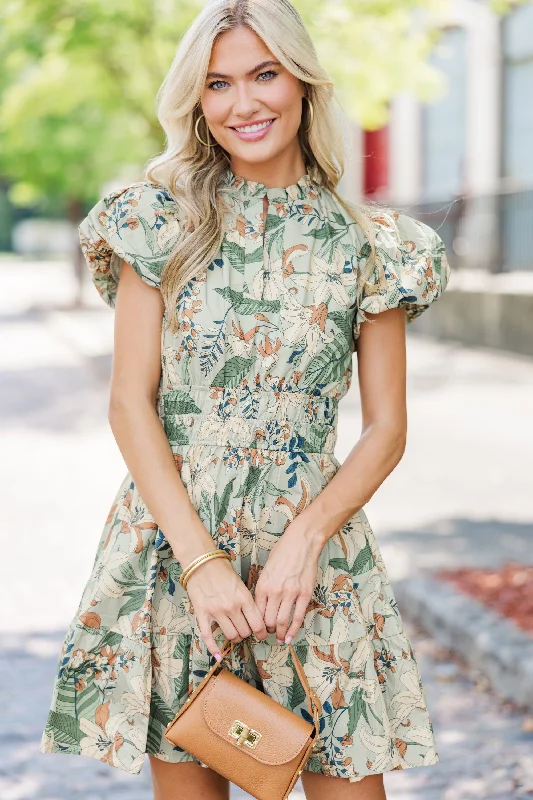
[0,0,523,297]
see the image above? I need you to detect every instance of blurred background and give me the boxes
[1,1,532,798]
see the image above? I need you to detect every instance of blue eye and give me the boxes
[207,80,228,91]
[207,70,278,91]
[258,70,278,81]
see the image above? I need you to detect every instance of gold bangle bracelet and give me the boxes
[180,549,224,584]
[181,551,231,590]
[179,549,231,590]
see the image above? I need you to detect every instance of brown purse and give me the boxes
[164,637,321,800]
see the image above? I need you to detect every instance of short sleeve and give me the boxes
[353,210,451,346]
[78,181,182,308]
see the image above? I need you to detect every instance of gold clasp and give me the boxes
[228,719,262,749]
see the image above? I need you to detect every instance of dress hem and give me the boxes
[39,740,440,783]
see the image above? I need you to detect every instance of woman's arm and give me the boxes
[109,261,267,658]
[254,307,407,644]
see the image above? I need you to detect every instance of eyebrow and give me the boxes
[206,60,282,80]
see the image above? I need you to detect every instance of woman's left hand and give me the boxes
[253,522,325,645]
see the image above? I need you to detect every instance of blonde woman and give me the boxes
[40,1,449,798]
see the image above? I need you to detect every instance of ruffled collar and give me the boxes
[219,165,320,203]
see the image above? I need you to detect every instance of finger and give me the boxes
[284,594,310,642]
[264,594,282,633]
[275,596,296,644]
[198,617,223,662]
[229,609,252,640]
[254,584,267,619]
[216,615,240,643]
[242,601,268,640]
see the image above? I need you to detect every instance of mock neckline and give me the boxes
[219,165,320,203]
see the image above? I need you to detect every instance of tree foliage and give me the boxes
[0,0,523,207]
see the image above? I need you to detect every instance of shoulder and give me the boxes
[78,181,182,308]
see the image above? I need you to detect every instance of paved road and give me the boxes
[2,258,532,799]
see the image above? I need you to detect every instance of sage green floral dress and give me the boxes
[40,167,450,783]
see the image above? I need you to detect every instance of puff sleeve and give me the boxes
[78,181,182,308]
[352,211,450,347]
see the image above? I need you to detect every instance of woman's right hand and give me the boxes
[185,557,268,661]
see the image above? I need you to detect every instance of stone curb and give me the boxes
[393,574,533,710]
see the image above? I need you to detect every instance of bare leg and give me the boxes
[301,770,387,800]
[148,756,230,800]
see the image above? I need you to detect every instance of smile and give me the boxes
[230,118,276,142]
[232,119,275,133]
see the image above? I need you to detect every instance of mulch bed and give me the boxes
[436,561,533,636]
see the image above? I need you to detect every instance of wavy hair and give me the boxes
[145,0,387,332]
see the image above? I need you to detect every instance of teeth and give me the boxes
[235,120,273,133]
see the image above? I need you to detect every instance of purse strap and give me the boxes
[217,637,321,732]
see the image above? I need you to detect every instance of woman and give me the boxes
[40,1,449,798]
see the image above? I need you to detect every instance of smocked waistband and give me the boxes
[160,384,339,454]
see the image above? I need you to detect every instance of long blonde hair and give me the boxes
[145,0,385,332]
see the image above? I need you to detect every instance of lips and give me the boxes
[231,119,275,132]
[229,118,276,142]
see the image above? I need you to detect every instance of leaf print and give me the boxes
[76,677,102,720]
[352,542,375,575]
[200,324,227,375]
[347,688,369,736]
[210,355,256,389]
[118,589,147,618]
[215,286,281,316]
[163,415,190,446]
[46,710,83,747]
[329,557,350,572]
[149,691,174,728]
[328,310,354,345]
[213,477,236,531]
[163,391,202,415]
[301,423,330,454]
[299,338,351,391]
[245,244,265,264]
[222,238,245,273]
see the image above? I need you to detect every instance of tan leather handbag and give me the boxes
[164,637,321,800]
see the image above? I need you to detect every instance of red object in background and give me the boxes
[437,562,533,636]
[363,126,389,197]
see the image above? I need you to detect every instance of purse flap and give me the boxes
[202,669,314,765]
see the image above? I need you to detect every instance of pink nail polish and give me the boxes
[214,652,222,662]
[285,635,292,644]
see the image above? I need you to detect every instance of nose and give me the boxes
[231,83,261,120]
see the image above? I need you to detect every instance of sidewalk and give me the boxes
[2,257,533,798]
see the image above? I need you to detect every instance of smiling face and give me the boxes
[200,25,307,186]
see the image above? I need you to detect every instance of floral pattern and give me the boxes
[40,167,449,783]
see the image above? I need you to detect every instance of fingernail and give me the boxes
[276,638,283,645]
[214,652,222,662]
[285,635,292,644]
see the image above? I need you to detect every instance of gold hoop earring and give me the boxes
[302,96,314,133]
[195,113,213,148]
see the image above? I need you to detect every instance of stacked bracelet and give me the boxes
[179,549,231,591]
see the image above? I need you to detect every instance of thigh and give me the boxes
[148,756,230,800]
[301,770,387,800]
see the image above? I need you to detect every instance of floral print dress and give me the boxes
[40,166,450,784]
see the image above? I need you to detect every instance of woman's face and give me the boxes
[200,26,306,178]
